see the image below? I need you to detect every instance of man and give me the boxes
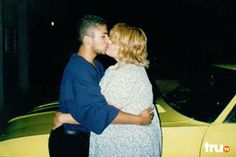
[48,15,153,157]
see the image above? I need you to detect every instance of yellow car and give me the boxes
[0,64,235,157]
[0,102,57,157]
[157,64,236,157]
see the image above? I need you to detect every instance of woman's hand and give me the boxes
[107,100,116,106]
[52,112,63,130]
[52,112,80,130]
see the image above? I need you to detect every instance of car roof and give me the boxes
[211,64,236,71]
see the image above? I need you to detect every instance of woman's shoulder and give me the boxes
[127,64,146,75]
[128,65,151,84]
[104,63,118,73]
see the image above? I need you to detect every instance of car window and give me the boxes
[225,104,236,123]
[161,65,236,123]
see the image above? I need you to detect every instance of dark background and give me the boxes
[29,0,236,101]
[0,0,236,131]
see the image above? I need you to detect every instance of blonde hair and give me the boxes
[109,23,149,68]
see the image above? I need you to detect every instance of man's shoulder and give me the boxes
[62,57,89,79]
[69,54,86,64]
[66,55,90,70]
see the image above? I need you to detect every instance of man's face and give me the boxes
[90,25,109,55]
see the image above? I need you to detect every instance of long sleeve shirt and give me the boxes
[58,54,119,134]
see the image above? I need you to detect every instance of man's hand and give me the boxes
[139,107,154,125]
[52,112,63,130]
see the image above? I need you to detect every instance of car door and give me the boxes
[200,98,236,157]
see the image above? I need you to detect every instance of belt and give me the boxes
[63,129,90,137]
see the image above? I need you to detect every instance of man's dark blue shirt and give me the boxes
[59,54,119,134]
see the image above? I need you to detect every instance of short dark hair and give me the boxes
[76,15,107,43]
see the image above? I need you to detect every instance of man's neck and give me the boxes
[77,45,97,65]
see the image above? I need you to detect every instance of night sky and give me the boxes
[30,0,236,64]
[28,0,236,104]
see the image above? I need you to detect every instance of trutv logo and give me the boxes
[204,142,230,153]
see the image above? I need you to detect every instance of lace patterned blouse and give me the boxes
[89,63,162,157]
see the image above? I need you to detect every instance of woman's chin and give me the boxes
[105,52,111,56]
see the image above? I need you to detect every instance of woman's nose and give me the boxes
[107,38,111,44]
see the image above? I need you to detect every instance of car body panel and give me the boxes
[156,98,208,127]
[0,134,49,157]
[162,125,208,157]
[156,64,236,157]
[212,64,236,71]
[27,102,58,114]
[200,123,236,157]
[158,95,236,157]
[3,111,55,140]
[0,102,56,157]
[157,98,209,157]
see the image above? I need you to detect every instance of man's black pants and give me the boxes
[48,126,90,157]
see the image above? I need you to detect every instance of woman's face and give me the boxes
[106,41,119,60]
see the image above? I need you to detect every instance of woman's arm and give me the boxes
[112,107,154,125]
[107,100,154,125]
[53,106,153,130]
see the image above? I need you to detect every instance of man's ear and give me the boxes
[83,35,92,46]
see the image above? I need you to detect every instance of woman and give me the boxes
[89,23,162,157]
